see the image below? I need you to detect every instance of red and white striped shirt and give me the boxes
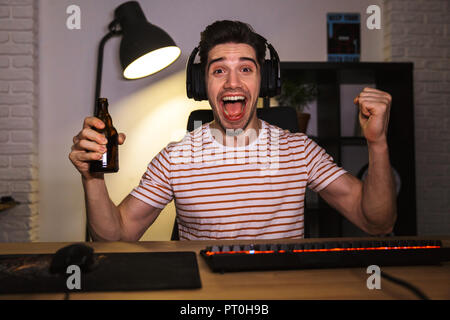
[130,120,346,240]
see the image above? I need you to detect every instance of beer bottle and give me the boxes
[89,97,119,173]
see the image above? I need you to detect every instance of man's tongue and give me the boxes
[224,101,244,119]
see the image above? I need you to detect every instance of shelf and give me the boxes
[280,61,416,237]
[0,202,18,212]
[0,197,19,212]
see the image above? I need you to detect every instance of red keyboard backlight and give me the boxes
[205,245,442,256]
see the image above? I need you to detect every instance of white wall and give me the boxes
[38,0,383,241]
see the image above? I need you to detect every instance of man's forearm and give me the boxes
[82,177,123,241]
[361,141,397,234]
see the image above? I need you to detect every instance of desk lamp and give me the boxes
[88,1,180,240]
[94,0,181,110]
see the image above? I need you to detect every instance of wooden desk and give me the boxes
[0,237,449,300]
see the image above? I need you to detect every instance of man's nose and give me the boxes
[224,70,242,89]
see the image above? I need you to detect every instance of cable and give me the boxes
[380,270,430,300]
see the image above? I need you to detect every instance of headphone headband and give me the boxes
[186,41,281,101]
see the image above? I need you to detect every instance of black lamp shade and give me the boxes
[114,1,180,79]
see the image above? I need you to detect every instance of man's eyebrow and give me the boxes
[207,57,259,71]
[240,57,259,69]
[207,57,224,71]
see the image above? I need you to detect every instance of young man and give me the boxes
[69,21,397,241]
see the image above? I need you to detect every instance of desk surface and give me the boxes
[0,237,449,300]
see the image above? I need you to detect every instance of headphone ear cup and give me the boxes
[266,56,279,97]
[259,43,281,98]
[192,64,207,101]
[192,64,201,100]
[271,58,281,96]
[267,59,276,97]
[198,67,207,101]
[186,65,193,99]
[266,43,281,97]
[186,46,208,101]
[259,60,270,98]
[186,47,197,99]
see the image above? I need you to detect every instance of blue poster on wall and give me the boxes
[327,13,360,62]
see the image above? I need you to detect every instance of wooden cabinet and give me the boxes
[275,62,416,237]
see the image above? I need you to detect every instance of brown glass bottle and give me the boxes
[89,98,119,173]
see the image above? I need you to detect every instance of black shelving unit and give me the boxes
[279,62,416,238]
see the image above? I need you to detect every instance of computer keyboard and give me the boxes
[200,239,450,273]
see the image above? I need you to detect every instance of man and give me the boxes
[69,20,396,241]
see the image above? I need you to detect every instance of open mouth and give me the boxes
[220,95,247,121]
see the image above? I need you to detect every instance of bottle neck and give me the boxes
[96,103,109,117]
[96,98,109,116]
[96,99,113,128]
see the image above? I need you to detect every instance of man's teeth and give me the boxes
[222,96,245,102]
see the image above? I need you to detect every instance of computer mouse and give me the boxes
[49,243,96,275]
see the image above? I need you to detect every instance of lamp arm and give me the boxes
[86,21,121,242]
[93,20,122,114]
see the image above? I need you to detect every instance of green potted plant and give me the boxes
[275,79,318,133]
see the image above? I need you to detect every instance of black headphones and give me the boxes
[186,40,281,101]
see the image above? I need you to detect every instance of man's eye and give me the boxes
[212,69,224,74]
[242,67,252,72]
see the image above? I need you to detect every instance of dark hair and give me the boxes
[198,20,266,72]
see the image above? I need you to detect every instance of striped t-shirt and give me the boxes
[130,120,346,240]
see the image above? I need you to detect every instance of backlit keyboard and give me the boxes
[200,239,450,273]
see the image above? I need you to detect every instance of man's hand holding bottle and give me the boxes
[69,116,126,180]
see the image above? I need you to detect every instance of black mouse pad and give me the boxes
[0,252,201,294]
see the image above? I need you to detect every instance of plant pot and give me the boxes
[297,112,310,133]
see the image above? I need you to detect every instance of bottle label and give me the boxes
[102,152,107,167]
